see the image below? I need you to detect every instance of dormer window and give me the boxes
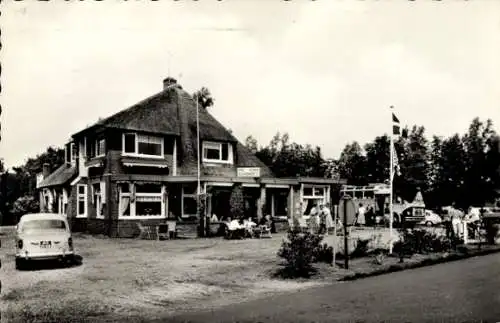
[66,142,77,163]
[72,143,77,161]
[202,141,233,164]
[122,133,164,158]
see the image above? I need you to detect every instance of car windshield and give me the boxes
[21,219,67,233]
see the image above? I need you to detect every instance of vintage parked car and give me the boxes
[381,205,427,228]
[419,210,443,227]
[15,213,75,270]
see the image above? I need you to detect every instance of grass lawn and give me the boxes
[1,227,346,322]
[1,225,456,322]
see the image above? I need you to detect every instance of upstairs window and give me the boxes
[66,144,71,163]
[202,141,233,164]
[122,133,164,158]
[71,143,78,161]
[66,142,77,163]
[96,139,106,157]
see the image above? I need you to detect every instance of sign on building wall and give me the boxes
[237,167,260,178]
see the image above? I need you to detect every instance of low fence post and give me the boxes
[463,221,468,245]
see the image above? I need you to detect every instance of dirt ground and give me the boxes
[0,226,399,322]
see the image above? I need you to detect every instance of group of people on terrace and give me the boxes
[222,214,274,239]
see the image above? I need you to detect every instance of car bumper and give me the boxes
[16,251,74,261]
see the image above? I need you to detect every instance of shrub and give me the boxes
[11,195,39,219]
[393,229,451,257]
[277,229,323,278]
[313,243,334,264]
[351,238,371,258]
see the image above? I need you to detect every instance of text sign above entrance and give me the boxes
[237,167,261,178]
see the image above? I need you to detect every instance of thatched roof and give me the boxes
[38,164,77,188]
[71,79,273,176]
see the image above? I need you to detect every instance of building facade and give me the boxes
[37,77,345,237]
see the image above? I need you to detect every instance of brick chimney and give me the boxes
[42,163,51,178]
[163,77,178,90]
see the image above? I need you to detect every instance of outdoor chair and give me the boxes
[167,221,177,239]
[156,223,169,240]
[226,227,245,239]
[256,225,272,238]
[137,223,153,240]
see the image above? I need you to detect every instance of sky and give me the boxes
[1,0,499,168]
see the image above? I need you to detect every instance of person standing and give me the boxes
[357,203,366,227]
[319,203,327,235]
[322,203,334,235]
[309,203,320,234]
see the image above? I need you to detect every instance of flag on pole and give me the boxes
[391,142,401,182]
[392,113,400,136]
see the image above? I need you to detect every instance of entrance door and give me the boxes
[211,189,231,221]
[244,188,259,220]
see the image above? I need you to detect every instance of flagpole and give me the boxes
[196,95,202,234]
[389,106,394,255]
[196,98,201,195]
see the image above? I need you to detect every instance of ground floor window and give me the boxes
[265,189,289,217]
[119,184,131,217]
[302,185,327,215]
[93,183,104,219]
[118,182,165,219]
[57,192,64,215]
[77,184,87,218]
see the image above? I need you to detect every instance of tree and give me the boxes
[462,118,499,207]
[193,87,214,110]
[252,132,328,178]
[426,136,444,207]
[244,135,258,154]
[364,135,390,184]
[0,146,64,225]
[13,146,65,198]
[401,126,430,200]
[485,134,500,202]
[337,141,367,185]
[322,158,340,179]
[435,134,467,208]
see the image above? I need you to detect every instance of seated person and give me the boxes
[244,217,257,227]
[260,214,272,227]
[227,217,241,230]
[243,217,257,237]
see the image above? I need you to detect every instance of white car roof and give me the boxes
[19,213,68,223]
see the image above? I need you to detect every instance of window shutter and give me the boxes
[221,143,229,160]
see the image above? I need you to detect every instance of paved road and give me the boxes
[160,253,500,323]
